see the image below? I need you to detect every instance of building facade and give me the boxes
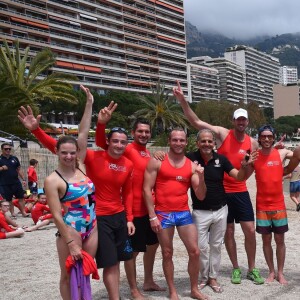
[188,56,246,104]
[225,45,280,108]
[279,66,298,86]
[187,62,220,103]
[0,0,187,94]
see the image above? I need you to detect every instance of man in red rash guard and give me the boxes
[173,81,264,285]
[143,128,207,300]
[0,200,24,239]
[18,105,135,300]
[239,125,292,285]
[96,102,164,299]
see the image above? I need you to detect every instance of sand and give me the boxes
[2,175,300,300]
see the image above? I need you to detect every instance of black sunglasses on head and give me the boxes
[110,127,127,134]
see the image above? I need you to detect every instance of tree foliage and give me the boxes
[193,99,266,135]
[133,82,189,135]
[0,39,77,137]
[194,100,234,128]
[275,115,300,137]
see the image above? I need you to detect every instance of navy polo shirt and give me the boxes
[0,155,21,185]
[186,150,234,210]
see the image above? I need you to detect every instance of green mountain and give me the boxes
[256,33,300,73]
[186,21,300,74]
[186,21,268,58]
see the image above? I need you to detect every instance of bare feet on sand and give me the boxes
[265,272,276,283]
[131,288,146,300]
[190,289,209,300]
[277,273,288,285]
[169,291,179,300]
[143,282,166,292]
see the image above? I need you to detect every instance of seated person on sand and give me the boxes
[1,199,27,229]
[26,193,55,232]
[12,192,37,216]
[0,200,24,239]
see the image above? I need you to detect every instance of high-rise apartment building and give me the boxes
[225,45,280,108]
[0,0,187,94]
[188,56,246,104]
[279,66,298,86]
[187,62,220,103]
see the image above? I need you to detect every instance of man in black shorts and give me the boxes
[0,143,28,217]
[96,106,164,299]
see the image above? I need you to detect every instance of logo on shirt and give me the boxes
[266,161,280,167]
[109,163,127,172]
[239,149,248,155]
[214,159,221,167]
[140,151,150,158]
[176,176,189,182]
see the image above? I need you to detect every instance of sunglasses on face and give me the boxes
[3,148,11,151]
[260,135,274,140]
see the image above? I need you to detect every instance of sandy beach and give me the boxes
[2,174,300,300]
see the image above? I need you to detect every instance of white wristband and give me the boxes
[149,216,158,222]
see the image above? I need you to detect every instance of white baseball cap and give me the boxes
[233,108,248,119]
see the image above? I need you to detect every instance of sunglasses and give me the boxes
[110,127,127,134]
[3,148,11,151]
[260,135,274,140]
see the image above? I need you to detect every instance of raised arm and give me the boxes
[143,158,162,233]
[173,80,228,141]
[95,101,118,149]
[77,85,93,162]
[18,106,56,153]
[18,105,41,131]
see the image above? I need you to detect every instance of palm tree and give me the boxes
[133,82,189,135]
[0,39,77,135]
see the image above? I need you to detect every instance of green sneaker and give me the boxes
[247,268,264,284]
[231,268,241,284]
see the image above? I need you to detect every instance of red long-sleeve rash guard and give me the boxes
[96,123,151,217]
[31,127,134,221]
[27,166,37,182]
[0,212,14,233]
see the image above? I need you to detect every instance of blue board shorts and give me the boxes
[155,210,193,229]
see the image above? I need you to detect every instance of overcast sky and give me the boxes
[184,0,300,39]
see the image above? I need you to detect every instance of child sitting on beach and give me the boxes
[25,193,55,232]
[0,200,24,239]
[12,192,37,216]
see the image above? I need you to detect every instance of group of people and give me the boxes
[1,80,299,300]
[173,80,296,288]
[0,141,55,238]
